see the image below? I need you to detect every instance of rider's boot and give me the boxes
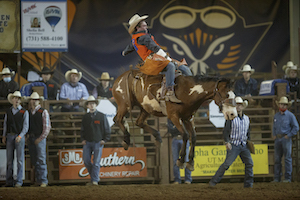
[165,86,182,103]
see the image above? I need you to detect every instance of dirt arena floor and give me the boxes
[0,182,300,200]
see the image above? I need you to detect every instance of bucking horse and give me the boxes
[112,69,237,171]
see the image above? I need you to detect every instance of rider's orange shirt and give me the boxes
[131,32,160,61]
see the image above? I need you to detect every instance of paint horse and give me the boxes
[112,69,237,171]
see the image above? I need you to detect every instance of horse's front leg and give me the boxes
[136,109,162,147]
[113,106,130,150]
[183,119,196,171]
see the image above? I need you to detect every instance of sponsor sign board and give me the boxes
[59,147,147,180]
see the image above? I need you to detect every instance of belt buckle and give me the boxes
[176,135,182,140]
[277,134,283,138]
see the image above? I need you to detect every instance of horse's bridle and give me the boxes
[213,79,235,111]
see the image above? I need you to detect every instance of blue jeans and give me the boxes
[6,134,25,186]
[210,144,253,187]
[83,141,103,182]
[161,62,176,87]
[274,137,292,181]
[172,138,192,183]
[28,136,48,184]
[178,65,192,76]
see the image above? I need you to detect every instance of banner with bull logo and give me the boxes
[59,147,147,180]
[65,0,288,85]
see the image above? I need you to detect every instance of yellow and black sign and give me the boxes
[181,144,269,176]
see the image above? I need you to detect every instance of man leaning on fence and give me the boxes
[81,95,111,186]
[2,91,29,188]
[26,92,51,187]
[272,96,299,183]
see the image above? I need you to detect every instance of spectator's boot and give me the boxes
[165,86,182,103]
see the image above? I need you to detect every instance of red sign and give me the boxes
[59,147,147,180]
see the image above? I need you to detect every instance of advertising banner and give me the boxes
[182,144,269,176]
[0,0,20,53]
[59,147,147,180]
[21,0,68,52]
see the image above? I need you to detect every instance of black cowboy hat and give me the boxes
[39,66,54,75]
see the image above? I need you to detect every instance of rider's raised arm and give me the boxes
[122,43,135,56]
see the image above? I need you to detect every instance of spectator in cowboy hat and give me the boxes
[282,61,300,99]
[209,96,253,188]
[26,92,51,187]
[0,67,19,100]
[2,91,29,187]
[234,64,258,97]
[92,72,114,100]
[81,95,111,186]
[272,96,299,183]
[38,66,59,100]
[59,69,89,112]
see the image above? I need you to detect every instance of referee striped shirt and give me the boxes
[224,114,250,146]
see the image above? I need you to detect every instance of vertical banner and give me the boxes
[21,0,68,52]
[59,147,147,180]
[182,144,269,176]
[0,0,21,53]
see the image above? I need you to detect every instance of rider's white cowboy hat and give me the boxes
[276,96,292,107]
[98,72,114,81]
[0,67,15,78]
[235,96,248,108]
[128,14,148,34]
[239,64,255,74]
[7,91,22,104]
[25,92,44,102]
[84,95,100,108]
[65,69,82,82]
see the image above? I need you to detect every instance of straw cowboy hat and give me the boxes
[128,14,148,34]
[25,92,44,102]
[239,64,255,74]
[84,95,100,108]
[7,91,22,104]
[276,96,292,107]
[283,61,299,75]
[235,97,248,108]
[98,72,114,81]
[0,67,15,78]
[65,69,82,82]
[38,66,54,75]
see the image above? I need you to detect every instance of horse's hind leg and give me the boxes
[175,119,189,169]
[113,105,130,150]
[135,109,162,146]
[183,119,196,171]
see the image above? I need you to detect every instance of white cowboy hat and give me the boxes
[84,95,100,108]
[282,61,297,72]
[235,96,248,108]
[276,96,292,107]
[65,69,82,82]
[0,67,15,78]
[7,91,22,104]
[26,92,44,102]
[239,64,255,74]
[128,14,148,34]
[98,72,114,81]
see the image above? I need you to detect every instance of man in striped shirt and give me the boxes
[209,97,253,188]
[27,92,51,187]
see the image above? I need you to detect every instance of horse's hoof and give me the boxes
[186,163,194,171]
[176,160,186,169]
[122,141,129,150]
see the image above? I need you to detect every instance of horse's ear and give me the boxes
[229,79,235,89]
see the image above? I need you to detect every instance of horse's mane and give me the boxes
[193,75,233,88]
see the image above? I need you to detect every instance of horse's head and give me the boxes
[213,79,237,120]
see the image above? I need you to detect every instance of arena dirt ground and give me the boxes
[0,182,300,200]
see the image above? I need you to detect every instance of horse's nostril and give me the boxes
[231,113,234,116]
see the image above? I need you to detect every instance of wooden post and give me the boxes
[276,82,287,99]
[271,61,277,79]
